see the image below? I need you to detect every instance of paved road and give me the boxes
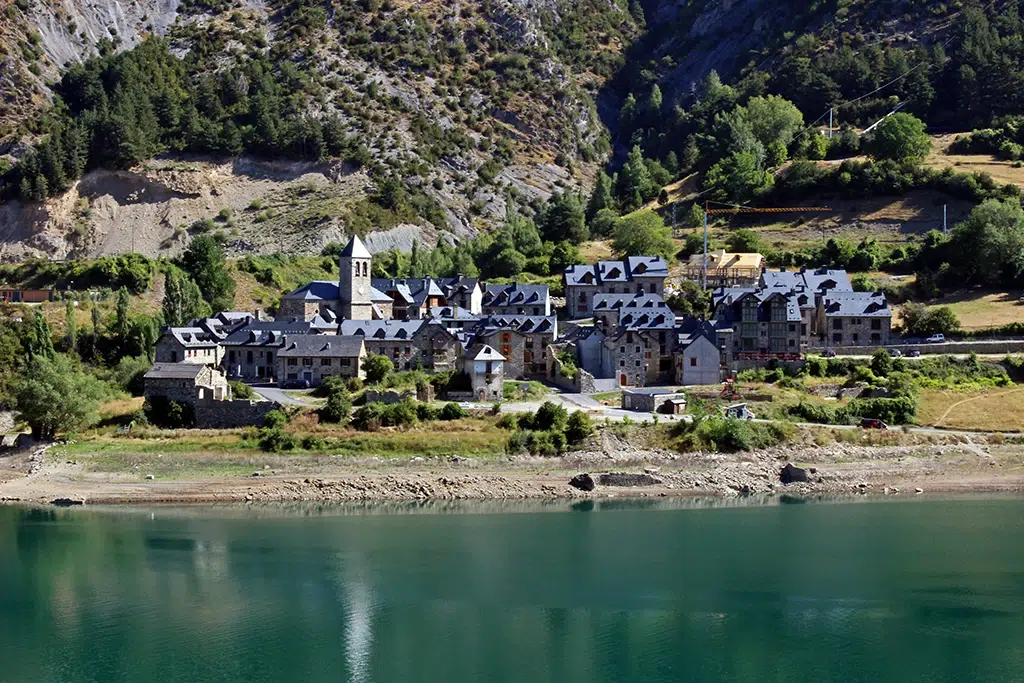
[252,386,308,407]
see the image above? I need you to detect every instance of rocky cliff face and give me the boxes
[0,0,631,259]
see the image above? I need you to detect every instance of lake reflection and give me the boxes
[2,496,1023,682]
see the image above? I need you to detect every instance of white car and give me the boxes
[926,334,946,344]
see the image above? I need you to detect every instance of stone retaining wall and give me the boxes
[195,399,278,429]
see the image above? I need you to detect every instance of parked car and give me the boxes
[926,334,946,344]
[725,404,756,420]
[860,418,889,430]
[281,379,310,389]
[907,349,921,357]
[887,348,902,358]
[822,349,837,358]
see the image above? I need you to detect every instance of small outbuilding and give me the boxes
[621,388,687,414]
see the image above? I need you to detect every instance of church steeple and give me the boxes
[338,235,373,320]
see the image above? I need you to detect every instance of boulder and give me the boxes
[779,463,809,485]
[598,473,662,487]
[569,473,595,492]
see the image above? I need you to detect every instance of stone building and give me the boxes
[564,256,669,318]
[339,234,373,320]
[814,292,892,347]
[461,344,505,402]
[481,283,551,317]
[338,320,458,371]
[621,388,688,414]
[469,315,556,379]
[591,293,672,334]
[221,321,314,381]
[372,277,482,319]
[674,326,722,386]
[277,335,366,387]
[155,327,224,366]
[712,289,803,356]
[143,363,230,405]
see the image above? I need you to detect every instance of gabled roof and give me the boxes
[821,292,891,318]
[481,283,549,308]
[472,315,557,337]
[144,363,205,380]
[340,235,372,258]
[429,305,480,322]
[281,281,341,301]
[222,321,314,346]
[278,335,365,358]
[338,319,443,341]
[565,257,669,286]
[164,327,219,348]
[472,344,506,362]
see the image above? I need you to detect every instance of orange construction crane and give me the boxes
[699,201,834,289]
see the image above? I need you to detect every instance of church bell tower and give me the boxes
[338,235,373,320]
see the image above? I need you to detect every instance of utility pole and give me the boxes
[943,204,948,235]
[829,108,833,139]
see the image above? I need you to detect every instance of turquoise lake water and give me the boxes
[2,496,1024,682]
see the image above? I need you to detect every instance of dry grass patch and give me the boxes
[927,133,1024,188]
[918,388,1024,432]
[912,290,1024,331]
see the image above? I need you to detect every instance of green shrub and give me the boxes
[440,402,468,420]
[564,410,593,445]
[259,427,295,452]
[416,403,441,421]
[496,413,519,430]
[314,375,349,398]
[320,391,352,424]
[533,401,568,432]
[143,396,194,428]
[229,381,256,399]
[264,409,288,429]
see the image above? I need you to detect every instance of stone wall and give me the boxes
[364,389,416,404]
[194,399,278,429]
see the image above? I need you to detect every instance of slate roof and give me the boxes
[281,281,341,301]
[222,321,314,346]
[429,306,480,322]
[339,235,372,258]
[338,319,434,340]
[821,293,891,317]
[713,290,801,323]
[481,283,549,309]
[471,344,506,362]
[372,277,478,308]
[760,267,853,293]
[144,363,205,380]
[278,335,365,358]
[281,280,391,304]
[564,257,669,286]
[473,315,557,336]
[164,327,220,347]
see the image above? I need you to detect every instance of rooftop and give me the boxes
[144,363,206,380]
[279,335,365,358]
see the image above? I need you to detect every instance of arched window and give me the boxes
[363,261,369,276]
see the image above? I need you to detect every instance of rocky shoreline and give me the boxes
[2,441,1023,507]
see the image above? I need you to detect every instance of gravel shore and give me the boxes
[2,439,1023,506]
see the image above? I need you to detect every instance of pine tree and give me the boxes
[31,312,55,360]
[162,271,184,327]
[114,287,132,344]
[90,306,101,361]
[586,171,615,219]
[616,146,654,210]
[65,299,78,354]
[181,276,211,322]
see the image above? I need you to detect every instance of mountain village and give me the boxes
[145,234,894,426]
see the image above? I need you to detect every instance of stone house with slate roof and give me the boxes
[469,315,557,378]
[144,363,230,405]
[277,335,366,386]
[338,319,458,371]
[460,344,505,402]
[481,283,551,317]
[591,293,672,334]
[221,321,316,381]
[564,256,669,318]
[155,327,224,365]
[370,277,483,320]
[815,292,892,347]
